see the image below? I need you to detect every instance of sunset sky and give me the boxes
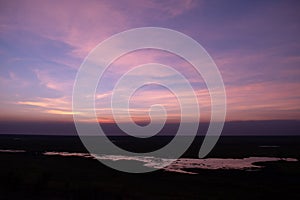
[0,0,299,124]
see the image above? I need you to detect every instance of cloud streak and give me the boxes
[0,0,299,123]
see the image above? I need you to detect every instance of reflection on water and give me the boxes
[163,157,297,174]
[0,149,26,153]
[1,149,298,174]
[44,151,93,158]
[43,151,298,174]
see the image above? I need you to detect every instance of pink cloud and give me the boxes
[33,69,73,92]
[0,71,30,89]
[0,0,198,60]
[226,82,300,120]
[128,0,198,18]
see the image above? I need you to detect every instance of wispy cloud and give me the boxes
[33,69,73,92]
[226,82,300,120]
[1,0,299,123]
[16,96,75,119]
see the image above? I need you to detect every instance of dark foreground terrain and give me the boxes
[0,135,300,199]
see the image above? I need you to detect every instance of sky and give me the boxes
[0,0,299,124]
